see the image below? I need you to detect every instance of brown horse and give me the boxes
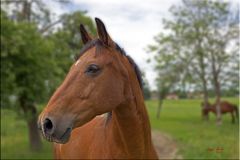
[202,101,239,123]
[38,18,158,159]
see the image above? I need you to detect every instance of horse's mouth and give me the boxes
[57,127,72,144]
[42,127,72,144]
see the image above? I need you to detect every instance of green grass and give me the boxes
[146,97,239,159]
[1,109,53,159]
[1,98,239,159]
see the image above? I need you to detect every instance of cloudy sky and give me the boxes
[46,0,238,90]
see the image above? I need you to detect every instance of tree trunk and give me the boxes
[199,56,209,121]
[210,51,222,125]
[214,78,222,125]
[202,76,209,121]
[156,98,164,119]
[196,33,209,121]
[19,97,42,151]
[26,105,42,151]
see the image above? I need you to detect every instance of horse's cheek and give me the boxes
[79,82,95,99]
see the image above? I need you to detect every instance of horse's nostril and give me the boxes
[44,118,53,132]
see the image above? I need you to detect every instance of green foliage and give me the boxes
[143,78,151,100]
[1,11,55,108]
[141,72,151,100]
[1,11,16,107]
[147,0,239,98]
[49,11,95,75]
[1,0,96,152]
[1,9,96,109]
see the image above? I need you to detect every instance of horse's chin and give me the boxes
[53,137,70,144]
[43,127,72,144]
[56,127,72,144]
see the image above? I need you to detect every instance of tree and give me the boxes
[1,12,56,150]
[1,1,96,150]
[1,0,62,150]
[142,73,151,100]
[1,0,66,33]
[147,26,189,118]
[147,33,186,118]
[49,11,96,76]
[147,0,239,124]
[155,61,184,119]
[203,1,239,125]
[174,0,239,124]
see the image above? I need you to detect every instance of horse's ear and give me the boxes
[95,18,114,47]
[79,24,92,45]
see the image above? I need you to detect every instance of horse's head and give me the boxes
[38,18,138,144]
[201,101,213,113]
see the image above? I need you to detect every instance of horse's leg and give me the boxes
[231,112,235,124]
[205,112,209,121]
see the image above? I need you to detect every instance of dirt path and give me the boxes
[152,130,182,159]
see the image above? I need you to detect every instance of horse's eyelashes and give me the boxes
[85,64,101,76]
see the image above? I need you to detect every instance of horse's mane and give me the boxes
[75,39,143,89]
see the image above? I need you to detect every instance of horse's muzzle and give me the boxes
[38,115,73,144]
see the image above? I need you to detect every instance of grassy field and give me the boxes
[146,97,239,159]
[1,98,239,159]
[1,109,53,159]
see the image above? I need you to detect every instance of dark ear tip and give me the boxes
[80,24,84,29]
[95,17,102,23]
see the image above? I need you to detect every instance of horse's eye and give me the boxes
[85,64,101,76]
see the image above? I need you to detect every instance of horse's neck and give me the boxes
[106,74,152,157]
[107,99,152,157]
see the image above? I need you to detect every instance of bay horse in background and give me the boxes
[202,101,239,124]
[38,18,158,159]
